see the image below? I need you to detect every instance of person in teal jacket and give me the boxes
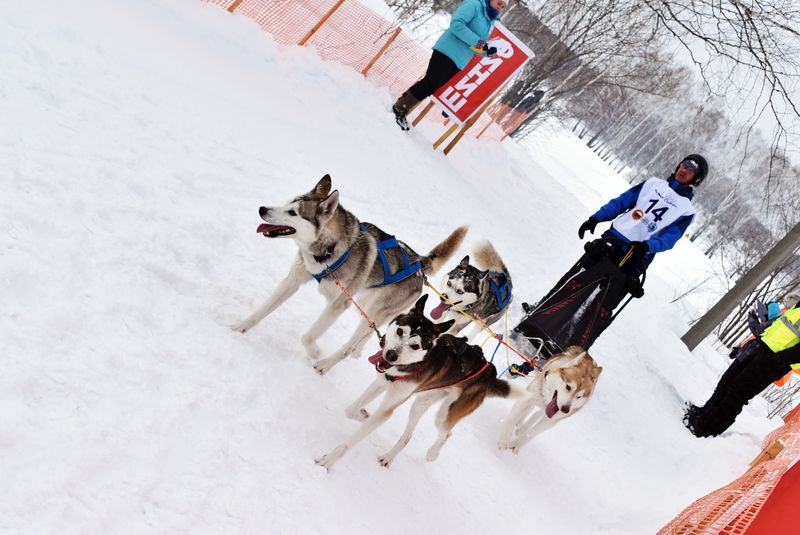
[392,0,506,130]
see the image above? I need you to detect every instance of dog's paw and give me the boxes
[345,407,369,421]
[315,445,347,471]
[231,318,256,333]
[425,447,440,462]
[313,356,341,375]
[377,454,393,468]
[497,439,512,451]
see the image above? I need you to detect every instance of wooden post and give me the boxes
[443,90,502,155]
[432,123,459,150]
[298,0,346,46]
[749,440,785,469]
[227,0,243,12]
[411,101,434,127]
[362,27,401,76]
[475,119,492,140]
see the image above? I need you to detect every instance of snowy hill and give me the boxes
[1,1,782,533]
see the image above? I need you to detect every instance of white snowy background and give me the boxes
[1,1,781,533]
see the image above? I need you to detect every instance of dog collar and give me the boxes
[313,243,337,264]
[312,245,353,282]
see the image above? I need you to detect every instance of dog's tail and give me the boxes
[422,225,468,275]
[473,239,509,277]
[487,377,530,400]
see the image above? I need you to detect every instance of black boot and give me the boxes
[392,91,420,131]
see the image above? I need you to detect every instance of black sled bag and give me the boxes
[513,258,629,358]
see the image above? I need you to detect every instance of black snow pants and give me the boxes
[407,50,461,101]
[693,340,795,437]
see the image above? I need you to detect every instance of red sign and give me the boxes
[431,23,534,126]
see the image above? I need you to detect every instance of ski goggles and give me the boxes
[680,159,701,174]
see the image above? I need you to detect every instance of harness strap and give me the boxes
[417,360,491,392]
[369,225,423,287]
[312,245,353,282]
[488,271,512,311]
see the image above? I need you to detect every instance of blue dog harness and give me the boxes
[489,271,512,311]
[312,224,423,286]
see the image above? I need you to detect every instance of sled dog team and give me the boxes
[233,176,602,470]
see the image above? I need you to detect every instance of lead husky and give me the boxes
[232,175,467,375]
[497,346,602,453]
[429,240,513,337]
[315,294,529,470]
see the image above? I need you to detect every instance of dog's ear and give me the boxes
[317,190,339,222]
[459,255,470,267]
[592,366,603,381]
[412,293,428,314]
[313,174,332,197]
[433,319,455,335]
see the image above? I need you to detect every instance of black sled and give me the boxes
[511,238,645,364]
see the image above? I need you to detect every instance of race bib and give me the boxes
[612,178,695,241]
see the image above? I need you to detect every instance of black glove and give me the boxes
[627,241,649,262]
[578,217,598,239]
[584,239,612,261]
[475,40,497,57]
[625,276,644,298]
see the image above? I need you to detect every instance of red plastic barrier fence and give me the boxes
[659,407,800,534]
[202,0,511,141]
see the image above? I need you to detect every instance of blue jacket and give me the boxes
[433,0,496,70]
[592,176,695,266]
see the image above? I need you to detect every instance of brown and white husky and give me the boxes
[497,346,603,453]
[315,294,530,470]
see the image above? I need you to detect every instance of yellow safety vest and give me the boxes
[760,307,800,369]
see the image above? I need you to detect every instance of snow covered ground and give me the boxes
[1,1,782,533]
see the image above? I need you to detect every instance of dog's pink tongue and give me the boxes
[430,301,451,320]
[368,350,391,372]
[257,223,279,234]
[545,392,559,419]
[367,350,383,365]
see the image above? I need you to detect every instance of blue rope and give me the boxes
[489,337,503,364]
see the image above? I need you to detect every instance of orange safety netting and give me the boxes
[659,409,800,535]
[202,0,512,141]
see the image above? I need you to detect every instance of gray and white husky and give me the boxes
[430,240,513,337]
[231,175,468,375]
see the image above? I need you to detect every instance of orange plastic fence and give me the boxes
[202,0,512,141]
[659,409,800,534]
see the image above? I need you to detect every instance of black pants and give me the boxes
[407,50,461,101]
[540,239,645,314]
[693,340,793,436]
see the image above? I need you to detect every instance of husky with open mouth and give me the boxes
[315,294,530,470]
[231,175,467,375]
[430,240,512,337]
[497,346,603,453]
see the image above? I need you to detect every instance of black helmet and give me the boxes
[674,154,709,186]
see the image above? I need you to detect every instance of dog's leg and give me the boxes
[378,390,447,467]
[344,376,388,421]
[301,293,352,361]
[511,414,558,454]
[312,319,373,374]
[425,390,461,462]
[313,294,410,374]
[497,395,536,450]
[231,254,309,333]
[315,382,417,471]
